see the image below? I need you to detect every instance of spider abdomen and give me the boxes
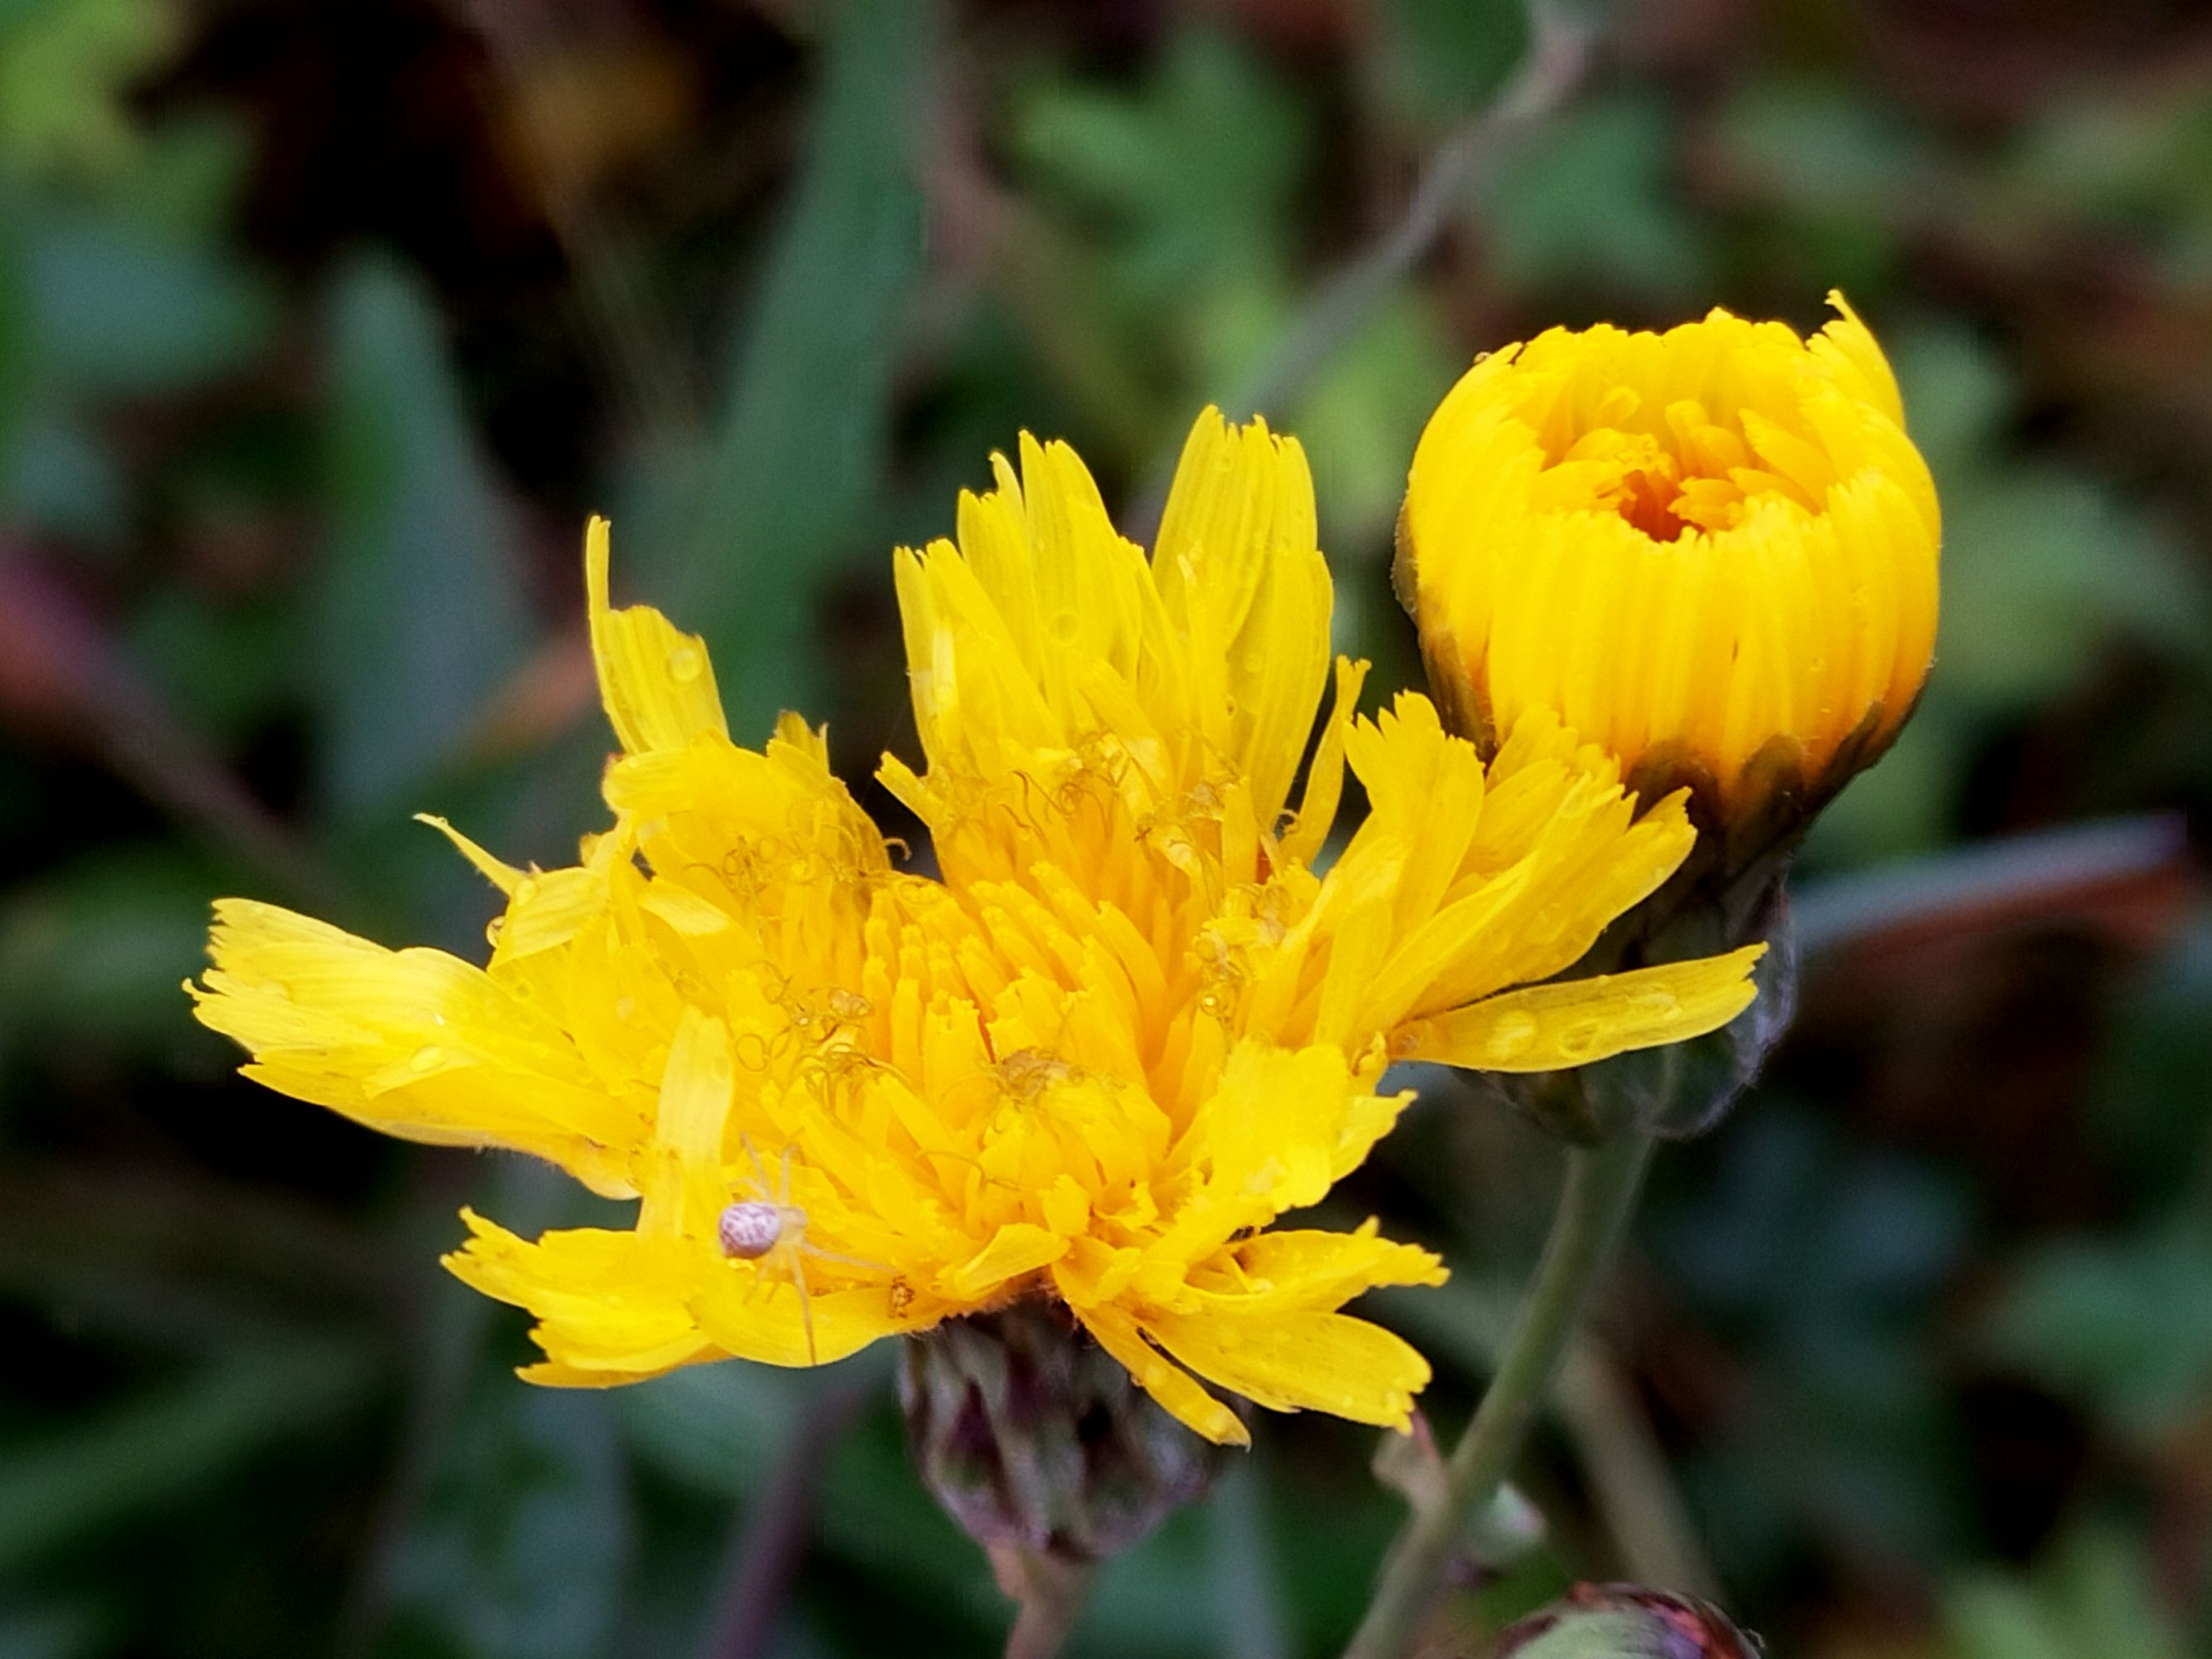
[719,1201,784,1259]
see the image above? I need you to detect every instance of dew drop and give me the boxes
[1635,990,1680,1019]
[410,1044,446,1073]
[666,644,704,683]
[1046,611,1082,644]
[1484,1011,1541,1062]
[1556,1019,1605,1059]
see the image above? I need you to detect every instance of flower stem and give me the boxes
[1342,1129,1657,1659]
[994,1545,1096,1659]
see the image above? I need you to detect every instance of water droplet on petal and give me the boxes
[1484,1011,1541,1063]
[667,644,704,683]
[1556,1019,1605,1060]
[1046,611,1081,645]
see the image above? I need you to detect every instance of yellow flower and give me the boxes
[189,411,1761,1447]
[1398,294,1939,839]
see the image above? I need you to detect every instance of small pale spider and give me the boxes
[716,1136,879,1365]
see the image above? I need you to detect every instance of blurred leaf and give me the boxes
[0,182,28,456]
[1939,470,2206,710]
[0,1161,387,1355]
[2088,911,2212,1204]
[617,1359,810,1498]
[1377,0,1530,124]
[1290,293,1459,548]
[0,0,181,180]
[1018,27,1303,314]
[1946,1525,2185,1659]
[0,1339,374,1572]
[1653,1108,1978,1577]
[1712,79,1936,218]
[0,1603,108,1659]
[1800,703,1962,866]
[0,413,125,546]
[126,587,290,747]
[313,256,534,820]
[0,846,223,1065]
[669,0,936,742]
[1190,277,1457,549]
[1657,1108,1972,1329]
[814,1391,997,1604]
[102,114,255,245]
[1486,94,1706,300]
[1983,1219,2212,1439]
[631,1362,1008,1636]
[1076,1501,1220,1656]
[1703,75,1937,293]
[382,1384,634,1659]
[26,212,273,397]
[2003,86,2212,285]
[1205,1460,1289,1659]
[1891,324,2011,480]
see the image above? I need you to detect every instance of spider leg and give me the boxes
[739,1132,774,1202]
[796,1240,889,1275]
[779,1141,794,1209]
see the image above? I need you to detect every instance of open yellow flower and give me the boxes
[190,410,1761,1446]
[1399,294,1939,845]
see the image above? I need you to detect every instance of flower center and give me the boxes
[1521,381,1820,542]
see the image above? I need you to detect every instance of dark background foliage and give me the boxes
[2,1,2208,1655]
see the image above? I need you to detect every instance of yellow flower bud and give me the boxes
[1399,294,1938,865]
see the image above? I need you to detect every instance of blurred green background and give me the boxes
[2,1,2210,1655]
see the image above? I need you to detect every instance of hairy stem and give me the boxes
[1342,1131,1656,1659]
[994,1546,1097,1659]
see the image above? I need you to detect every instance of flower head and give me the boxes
[189,410,1761,1446]
[1398,294,1939,855]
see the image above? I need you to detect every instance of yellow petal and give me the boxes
[1143,1306,1432,1429]
[939,1222,1069,1301]
[1076,1304,1247,1447]
[189,899,640,1195]
[1190,1224,1447,1315]
[689,1267,900,1369]
[1401,299,1939,819]
[584,515,729,755]
[1153,407,1332,827]
[1278,656,1368,868]
[414,813,524,895]
[445,1209,714,1384]
[654,1006,730,1160]
[1392,944,1766,1072]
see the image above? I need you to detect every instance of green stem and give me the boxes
[1342,1130,1656,1659]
